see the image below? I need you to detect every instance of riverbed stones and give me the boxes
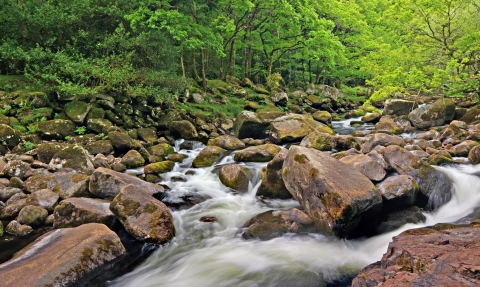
[352,224,480,287]
[208,134,245,150]
[268,113,318,144]
[257,149,291,199]
[233,144,281,162]
[383,145,452,209]
[0,124,21,149]
[110,184,175,244]
[376,206,426,235]
[137,127,158,145]
[339,154,387,182]
[2,160,32,180]
[144,161,175,174]
[87,118,114,134]
[53,197,117,229]
[361,133,405,154]
[85,140,114,156]
[108,131,140,154]
[0,187,23,202]
[299,131,333,151]
[89,167,164,199]
[311,110,332,124]
[25,189,59,211]
[233,110,271,139]
[0,223,126,287]
[282,146,382,238]
[192,146,227,167]
[408,99,456,130]
[0,193,27,219]
[147,143,174,162]
[64,100,91,125]
[219,164,251,193]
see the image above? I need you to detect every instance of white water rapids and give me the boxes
[109,139,480,287]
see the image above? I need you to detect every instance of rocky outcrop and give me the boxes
[0,223,126,287]
[110,184,175,244]
[89,167,164,199]
[282,146,382,238]
[352,223,480,287]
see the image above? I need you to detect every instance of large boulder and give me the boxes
[257,149,291,199]
[0,223,126,287]
[207,135,245,150]
[108,131,140,154]
[25,189,59,211]
[408,99,456,129]
[192,146,227,168]
[110,184,175,244]
[234,144,281,162]
[37,142,66,163]
[282,146,382,238]
[383,145,452,209]
[24,171,91,199]
[376,175,419,209]
[89,167,164,199]
[87,118,113,134]
[147,143,174,162]
[268,113,318,144]
[383,99,418,116]
[49,145,95,174]
[218,164,251,193]
[339,154,386,182]
[352,224,480,287]
[85,140,114,156]
[16,205,48,227]
[120,150,145,168]
[37,119,76,140]
[233,111,272,139]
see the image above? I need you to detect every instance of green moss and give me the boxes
[144,161,175,174]
[118,199,141,217]
[309,168,319,178]
[294,153,308,164]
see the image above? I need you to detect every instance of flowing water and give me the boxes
[110,138,480,287]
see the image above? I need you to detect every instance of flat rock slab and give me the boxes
[352,224,480,287]
[53,197,117,229]
[89,167,164,199]
[0,223,126,287]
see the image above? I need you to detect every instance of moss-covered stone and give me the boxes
[5,220,33,236]
[120,150,145,168]
[17,205,48,227]
[166,153,187,163]
[37,119,76,140]
[234,144,281,162]
[85,140,113,156]
[311,110,332,124]
[242,210,289,240]
[0,220,3,237]
[19,107,53,125]
[169,120,198,139]
[192,146,227,167]
[0,124,21,149]
[219,164,251,192]
[50,145,95,174]
[108,131,138,154]
[144,161,175,174]
[87,118,113,134]
[147,143,174,162]
[208,135,245,150]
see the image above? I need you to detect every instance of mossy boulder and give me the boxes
[19,107,53,125]
[361,133,405,154]
[208,135,246,150]
[137,128,158,145]
[110,184,175,244]
[17,205,48,227]
[87,118,113,134]
[375,116,404,134]
[0,124,21,149]
[0,223,126,286]
[468,145,480,164]
[2,160,32,180]
[233,111,271,139]
[192,146,227,168]
[242,210,289,240]
[311,110,332,124]
[37,119,76,140]
[5,220,33,236]
[234,144,281,162]
[384,99,418,116]
[166,153,187,163]
[144,161,175,174]
[24,171,90,199]
[85,140,114,156]
[120,150,145,168]
[26,189,59,211]
[49,145,95,174]
[376,175,419,209]
[64,100,92,125]
[0,193,28,219]
[268,113,318,144]
[53,197,117,229]
[37,142,67,163]
[0,187,24,202]
[257,148,291,199]
[108,131,140,154]
[0,220,3,237]
[282,146,383,238]
[299,131,333,151]
[218,164,251,193]
[147,143,174,162]
[339,154,387,182]
[169,120,198,139]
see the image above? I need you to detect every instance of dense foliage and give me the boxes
[0,0,479,101]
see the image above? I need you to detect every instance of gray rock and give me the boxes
[26,189,59,211]
[5,220,33,236]
[384,99,418,116]
[408,99,455,129]
[53,197,117,229]
[339,154,387,182]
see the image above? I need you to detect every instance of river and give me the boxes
[108,127,480,287]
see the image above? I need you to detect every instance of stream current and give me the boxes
[109,122,480,287]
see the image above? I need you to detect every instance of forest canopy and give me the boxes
[0,0,479,101]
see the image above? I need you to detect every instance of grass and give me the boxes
[178,95,246,119]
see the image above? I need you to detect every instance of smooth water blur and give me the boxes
[332,117,374,135]
[109,140,480,287]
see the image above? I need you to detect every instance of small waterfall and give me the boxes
[110,145,480,287]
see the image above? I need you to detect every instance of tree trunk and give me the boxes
[201,48,207,92]
[181,54,186,78]
[192,51,201,82]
